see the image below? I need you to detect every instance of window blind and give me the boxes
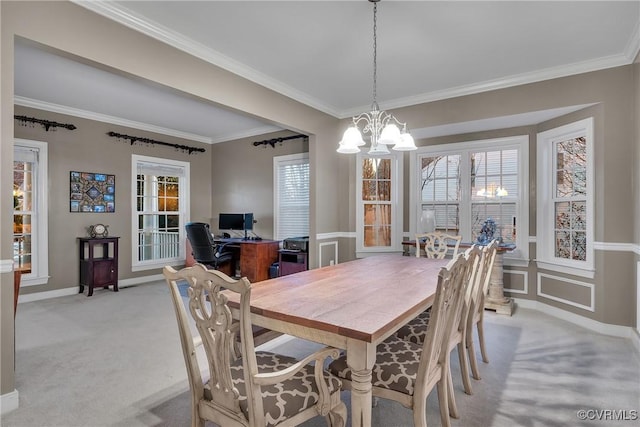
[275,156,309,240]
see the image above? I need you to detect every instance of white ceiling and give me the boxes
[14,1,640,144]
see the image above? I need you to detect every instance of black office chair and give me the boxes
[185,222,234,270]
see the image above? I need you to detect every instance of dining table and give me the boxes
[225,254,449,427]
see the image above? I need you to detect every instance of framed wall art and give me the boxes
[70,171,115,213]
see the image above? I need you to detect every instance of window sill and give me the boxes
[535,260,595,279]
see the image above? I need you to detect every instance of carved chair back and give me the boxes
[164,264,347,427]
[415,232,462,259]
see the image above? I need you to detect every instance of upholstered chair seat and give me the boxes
[395,308,432,344]
[330,335,428,396]
[221,352,343,426]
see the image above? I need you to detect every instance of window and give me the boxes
[132,155,189,271]
[356,152,403,256]
[419,154,461,233]
[411,136,529,262]
[537,118,594,277]
[13,139,49,286]
[273,153,309,240]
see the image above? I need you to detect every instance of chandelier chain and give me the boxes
[372,1,377,107]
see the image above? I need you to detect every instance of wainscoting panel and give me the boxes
[537,272,595,312]
[504,269,528,295]
[318,241,338,268]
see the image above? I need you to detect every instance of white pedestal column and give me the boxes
[484,250,514,315]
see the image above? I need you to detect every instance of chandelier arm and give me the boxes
[351,112,374,129]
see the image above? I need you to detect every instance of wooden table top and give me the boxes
[226,255,449,344]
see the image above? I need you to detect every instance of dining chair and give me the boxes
[328,254,471,427]
[466,240,499,381]
[396,245,482,398]
[164,263,347,427]
[415,231,462,259]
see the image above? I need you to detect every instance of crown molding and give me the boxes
[72,1,640,121]
[342,53,635,119]
[624,17,640,62]
[72,0,342,118]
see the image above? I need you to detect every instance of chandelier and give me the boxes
[337,0,416,155]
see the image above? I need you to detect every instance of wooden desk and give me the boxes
[185,238,279,283]
[226,255,448,427]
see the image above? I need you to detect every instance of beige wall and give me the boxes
[2,0,639,404]
[387,69,636,328]
[13,105,215,295]
[210,130,308,239]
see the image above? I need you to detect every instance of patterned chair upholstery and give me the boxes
[164,263,347,427]
[397,243,497,396]
[329,254,472,427]
[396,246,482,396]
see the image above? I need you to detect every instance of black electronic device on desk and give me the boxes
[282,236,309,252]
[218,212,257,240]
[279,237,309,277]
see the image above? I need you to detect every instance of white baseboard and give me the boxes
[17,274,164,304]
[514,298,640,341]
[17,286,78,303]
[0,389,19,415]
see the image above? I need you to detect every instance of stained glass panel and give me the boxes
[555,230,571,258]
[553,134,588,261]
[572,201,586,230]
[555,202,571,228]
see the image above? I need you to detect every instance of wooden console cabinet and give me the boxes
[78,237,119,297]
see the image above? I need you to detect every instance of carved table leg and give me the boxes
[347,341,375,427]
[484,251,514,316]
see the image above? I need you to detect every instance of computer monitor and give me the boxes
[218,213,244,231]
[243,213,254,231]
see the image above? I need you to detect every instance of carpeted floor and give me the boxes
[3,280,639,427]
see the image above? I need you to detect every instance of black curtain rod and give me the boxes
[252,134,308,148]
[107,131,206,155]
[14,115,77,131]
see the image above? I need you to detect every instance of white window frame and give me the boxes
[14,138,49,286]
[131,155,189,272]
[356,152,404,257]
[273,153,309,241]
[536,118,594,278]
[410,135,529,265]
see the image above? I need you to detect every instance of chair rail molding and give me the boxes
[0,259,13,274]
